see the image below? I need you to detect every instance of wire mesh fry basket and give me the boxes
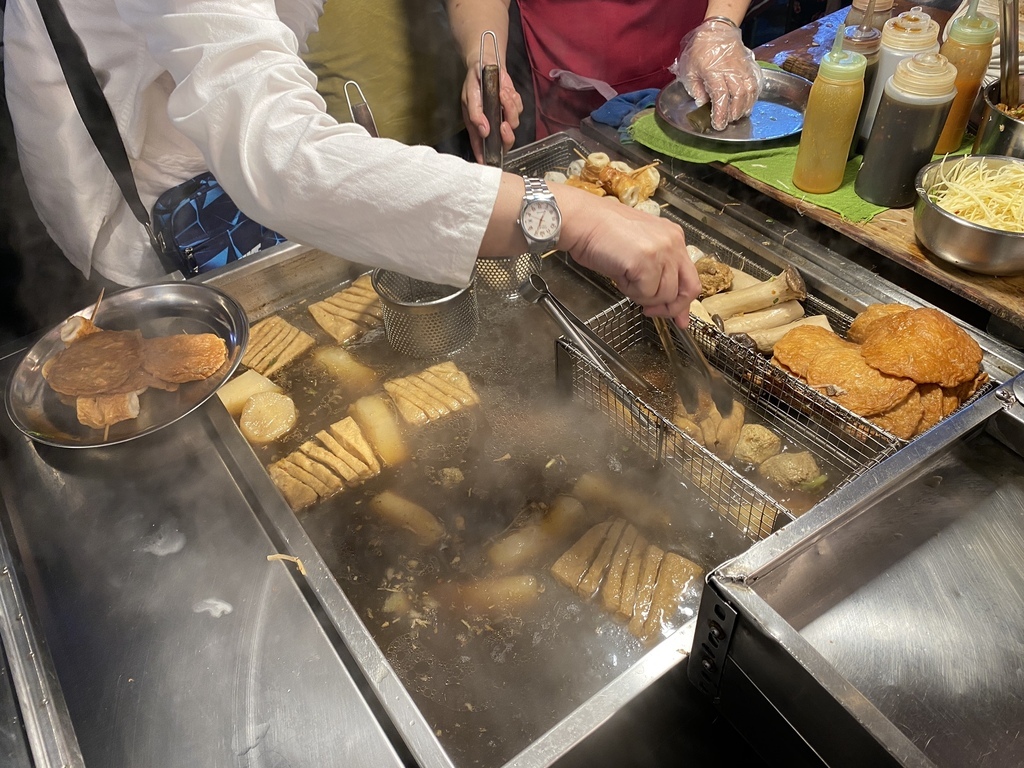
[372,270,479,358]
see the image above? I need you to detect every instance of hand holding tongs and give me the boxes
[345,80,379,138]
[480,31,504,167]
[652,316,735,418]
[518,274,657,401]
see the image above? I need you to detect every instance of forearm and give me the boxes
[447,0,512,68]
[703,0,752,26]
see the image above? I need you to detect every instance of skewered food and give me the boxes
[45,330,143,396]
[308,274,383,344]
[142,333,227,383]
[239,391,297,444]
[548,152,660,209]
[76,392,140,429]
[243,315,314,376]
[216,369,282,417]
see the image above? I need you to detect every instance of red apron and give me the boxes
[519,0,707,138]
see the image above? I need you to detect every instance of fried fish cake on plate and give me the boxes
[846,303,913,344]
[806,346,917,416]
[860,308,982,387]
[142,333,228,383]
[773,325,858,380]
[869,388,923,440]
[44,330,143,396]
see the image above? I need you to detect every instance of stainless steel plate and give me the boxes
[656,70,810,149]
[5,282,248,448]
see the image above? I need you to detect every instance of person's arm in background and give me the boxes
[674,0,759,131]
[447,0,524,163]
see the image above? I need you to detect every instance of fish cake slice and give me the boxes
[398,378,451,417]
[639,552,702,645]
[551,521,612,592]
[328,417,381,475]
[386,380,442,421]
[627,545,664,638]
[276,458,333,499]
[263,330,315,377]
[426,362,480,404]
[616,533,648,621]
[287,451,343,495]
[383,382,430,426]
[309,304,361,344]
[243,318,288,368]
[419,370,476,407]
[268,463,318,511]
[577,518,627,601]
[301,441,361,485]
[409,372,462,411]
[600,524,638,614]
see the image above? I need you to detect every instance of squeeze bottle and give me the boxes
[793,26,867,193]
[934,0,997,153]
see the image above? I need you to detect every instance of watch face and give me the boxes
[522,200,561,241]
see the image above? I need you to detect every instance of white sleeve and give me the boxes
[114,0,502,287]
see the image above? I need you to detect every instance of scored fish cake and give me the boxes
[860,308,982,388]
[268,463,318,511]
[640,553,703,646]
[846,303,913,344]
[551,521,612,592]
[773,325,857,380]
[806,346,917,417]
[577,518,627,601]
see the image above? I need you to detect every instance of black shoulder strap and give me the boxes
[34,0,171,263]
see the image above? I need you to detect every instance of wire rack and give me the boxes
[509,133,993,448]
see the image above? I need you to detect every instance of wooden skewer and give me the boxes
[539,248,560,259]
[90,288,105,321]
[572,147,588,160]
[629,161,661,177]
[103,424,110,442]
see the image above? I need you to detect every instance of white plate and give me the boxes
[5,282,248,448]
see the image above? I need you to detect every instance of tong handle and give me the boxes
[344,80,379,138]
[661,317,736,418]
[480,31,504,167]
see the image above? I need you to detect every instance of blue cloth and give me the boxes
[590,88,660,141]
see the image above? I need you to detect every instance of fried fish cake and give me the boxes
[806,346,917,416]
[773,325,857,380]
[846,303,913,343]
[860,308,982,387]
[142,333,227,383]
[916,384,945,436]
[45,330,143,396]
[869,388,923,440]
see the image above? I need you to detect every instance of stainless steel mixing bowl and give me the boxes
[913,155,1024,276]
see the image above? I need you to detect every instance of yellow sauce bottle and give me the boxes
[793,26,867,194]
[934,0,997,153]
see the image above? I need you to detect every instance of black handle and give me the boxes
[481,63,503,167]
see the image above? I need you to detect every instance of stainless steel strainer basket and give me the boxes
[473,253,543,297]
[371,269,479,357]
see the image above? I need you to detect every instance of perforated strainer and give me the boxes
[371,269,479,357]
[474,253,542,297]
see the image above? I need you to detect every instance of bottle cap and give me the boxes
[947,11,997,46]
[845,24,882,55]
[892,51,958,96]
[881,6,940,52]
[851,0,893,12]
[820,25,869,81]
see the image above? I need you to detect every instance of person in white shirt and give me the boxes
[3,0,699,326]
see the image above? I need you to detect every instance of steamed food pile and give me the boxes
[42,311,227,430]
[543,152,663,217]
[773,304,987,439]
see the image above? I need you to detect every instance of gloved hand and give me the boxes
[671,19,763,131]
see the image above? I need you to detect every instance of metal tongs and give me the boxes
[651,316,736,418]
[345,80,379,138]
[480,31,504,167]
[518,274,657,401]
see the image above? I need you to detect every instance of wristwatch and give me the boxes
[518,177,562,254]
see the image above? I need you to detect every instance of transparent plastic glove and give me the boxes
[670,20,763,131]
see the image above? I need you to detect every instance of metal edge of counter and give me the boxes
[688,376,1019,767]
[576,123,1024,385]
[0,345,86,768]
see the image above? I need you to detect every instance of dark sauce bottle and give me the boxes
[855,52,957,207]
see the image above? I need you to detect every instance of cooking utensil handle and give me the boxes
[1000,0,1020,108]
[653,317,702,414]
[344,80,379,138]
[669,320,737,417]
[480,31,504,167]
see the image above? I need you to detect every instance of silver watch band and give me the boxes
[524,177,553,200]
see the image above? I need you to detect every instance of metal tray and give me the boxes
[4,282,247,448]
[655,70,810,150]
